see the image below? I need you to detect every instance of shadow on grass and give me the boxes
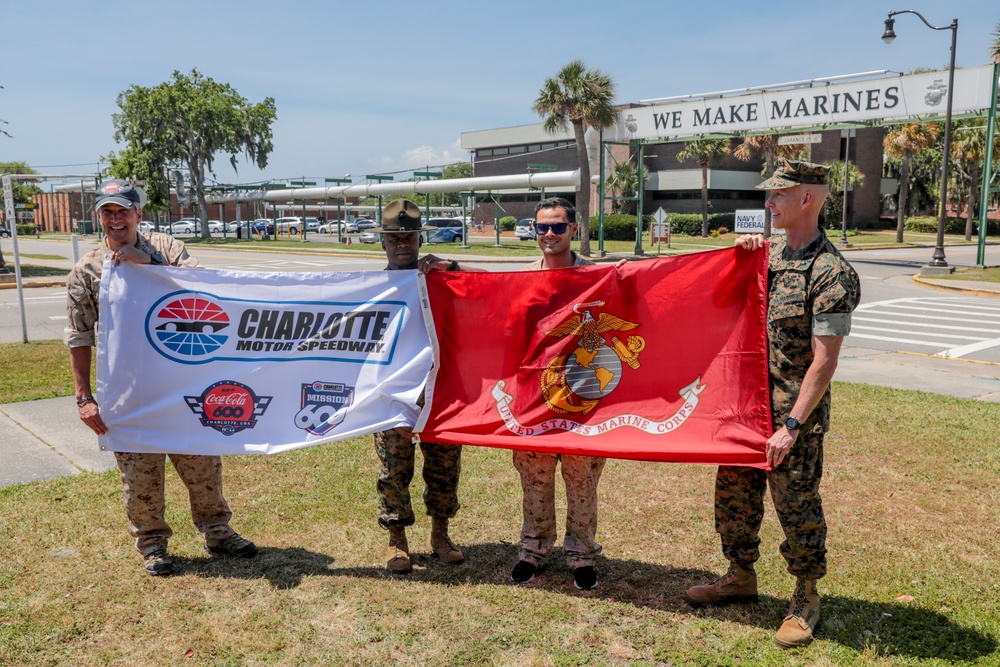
[174,546,338,590]
[687,591,996,662]
[320,542,996,662]
[20,264,70,278]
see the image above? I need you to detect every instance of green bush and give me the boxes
[16,223,38,235]
[666,212,735,236]
[586,213,652,241]
[499,216,517,232]
[904,216,1000,235]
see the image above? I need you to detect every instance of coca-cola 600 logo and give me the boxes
[185,380,272,436]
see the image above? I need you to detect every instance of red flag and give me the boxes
[419,247,771,468]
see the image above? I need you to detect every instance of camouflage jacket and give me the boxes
[768,230,860,432]
[65,232,199,348]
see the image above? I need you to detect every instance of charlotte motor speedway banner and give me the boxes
[96,262,432,455]
[417,247,772,467]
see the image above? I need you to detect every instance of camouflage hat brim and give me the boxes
[755,175,801,190]
[370,226,431,234]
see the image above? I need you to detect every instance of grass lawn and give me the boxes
[1,337,998,664]
[934,267,1000,284]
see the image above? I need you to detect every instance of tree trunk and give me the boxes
[895,157,911,244]
[700,161,709,237]
[572,120,591,256]
[965,160,979,241]
[189,157,210,240]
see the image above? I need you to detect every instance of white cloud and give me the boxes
[373,140,470,172]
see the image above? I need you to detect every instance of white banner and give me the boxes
[609,65,997,142]
[96,262,432,455]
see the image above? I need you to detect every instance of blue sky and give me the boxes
[2,0,997,187]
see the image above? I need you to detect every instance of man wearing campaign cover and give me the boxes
[65,179,257,577]
[684,160,860,648]
[374,198,468,573]
[509,197,606,592]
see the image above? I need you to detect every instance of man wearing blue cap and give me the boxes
[65,179,257,577]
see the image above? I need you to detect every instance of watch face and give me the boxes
[785,417,801,430]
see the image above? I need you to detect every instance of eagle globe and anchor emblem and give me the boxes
[540,300,646,415]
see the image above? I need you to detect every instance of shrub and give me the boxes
[586,213,651,241]
[903,216,999,235]
[665,212,735,236]
[16,224,38,235]
[499,216,517,232]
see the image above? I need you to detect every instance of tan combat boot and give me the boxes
[683,564,758,607]
[430,517,464,565]
[775,578,820,648]
[386,526,412,574]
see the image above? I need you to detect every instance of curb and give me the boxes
[911,274,1000,298]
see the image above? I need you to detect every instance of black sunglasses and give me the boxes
[536,222,570,235]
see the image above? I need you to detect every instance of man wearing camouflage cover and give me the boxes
[66,180,257,577]
[374,198,468,573]
[684,160,860,648]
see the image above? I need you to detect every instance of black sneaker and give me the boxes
[206,533,259,558]
[510,560,537,584]
[573,566,598,590]
[144,549,174,577]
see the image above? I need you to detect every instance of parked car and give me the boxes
[138,221,156,233]
[274,217,302,234]
[355,218,377,230]
[514,218,536,241]
[319,220,359,234]
[252,218,275,235]
[206,220,225,234]
[169,218,200,234]
[304,217,321,232]
[0,226,11,238]
[424,217,464,243]
[359,230,380,244]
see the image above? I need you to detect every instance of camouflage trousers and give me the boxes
[374,430,461,529]
[114,452,235,557]
[513,450,606,568]
[714,429,827,579]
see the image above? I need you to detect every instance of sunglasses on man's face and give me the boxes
[535,222,570,235]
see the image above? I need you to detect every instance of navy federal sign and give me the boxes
[145,290,409,365]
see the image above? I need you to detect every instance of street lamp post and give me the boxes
[882,9,958,275]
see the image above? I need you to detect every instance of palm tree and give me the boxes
[534,60,618,256]
[883,122,940,243]
[949,119,1000,240]
[990,22,1000,63]
[677,138,731,236]
[607,158,641,215]
[823,160,865,231]
[733,135,804,236]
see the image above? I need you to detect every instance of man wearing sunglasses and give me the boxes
[65,179,258,577]
[509,197,606,591]
[374,198,469,573]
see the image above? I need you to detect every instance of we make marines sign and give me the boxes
[607,66,997,142]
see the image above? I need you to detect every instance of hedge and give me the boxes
[585,213,653,241]
[15,223,39,235]
[665,212,736,236]
[903,215,1000,235]
[499,216,517,232]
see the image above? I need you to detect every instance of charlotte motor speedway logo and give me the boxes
[144,290,407,365]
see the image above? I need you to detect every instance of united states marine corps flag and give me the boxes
[417,246,771,467]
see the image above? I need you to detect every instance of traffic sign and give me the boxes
[653,207,667,224]
[777,133,822,146]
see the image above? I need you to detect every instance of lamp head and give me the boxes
[882,16,896,44]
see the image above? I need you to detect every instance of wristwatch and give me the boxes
[149,250,165,265]
[76,396,96,406]
[784,416,802,431]
[448,259,459,271]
